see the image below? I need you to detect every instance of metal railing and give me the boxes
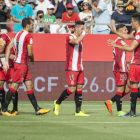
[0,22,132,33]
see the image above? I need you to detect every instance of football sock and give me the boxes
[130,88,138,114]
[0,88,5,108]
[12,91,18,111]
[27,91,39,111]
[116,92,123,111]
[2,88,16,112]
[75,90,82,113]
[111,94,117,103]
[56,89,72,104]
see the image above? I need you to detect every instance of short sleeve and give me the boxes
[134,32,140,43]
[116,39,127,46]
[28,5,34,16]
[97,0,106,11]
[75,13,80,21]
[26,34,33,46]
[11,6,16,16]
[67,35,74,44]
[111,12,117,21]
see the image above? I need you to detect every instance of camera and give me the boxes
[39,15,43,19]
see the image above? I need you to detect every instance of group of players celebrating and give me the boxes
[0,13,140,117]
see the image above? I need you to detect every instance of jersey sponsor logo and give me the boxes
[30,38,33,44]
[0,38,6,45]
[18,11,27,16]
[69,36,73,40]
[135,35,140,40]
[121,40,126,45]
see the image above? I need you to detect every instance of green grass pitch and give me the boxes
[1,101,140,140]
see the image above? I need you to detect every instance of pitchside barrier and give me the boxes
[5,33,137,101]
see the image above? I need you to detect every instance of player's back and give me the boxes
[14,30,33,64]
[65,34,83,71]
[131,30,140,65]
[113,37,127,73]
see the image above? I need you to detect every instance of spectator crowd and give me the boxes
[0,0,140,34]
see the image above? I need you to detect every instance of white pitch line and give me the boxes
[0,121,140,124]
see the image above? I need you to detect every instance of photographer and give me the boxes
[0,0,10,33]
[35,10,48,33]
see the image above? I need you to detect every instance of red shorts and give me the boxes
[0,67,14,83]
[129,64,140,83]
[113,72,128,86]
[12,63,31,84]
[66,71,84,86]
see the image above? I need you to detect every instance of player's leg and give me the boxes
[124,65,139,117]
[7,83,19,115]
[53,71,77,115]
[115,85,126,116]
[0,81,5,109]
[74,71,89,116]
[1,82,19,116]
[7,67,19,114]
[25,80,51,115]
[53,86,76,116]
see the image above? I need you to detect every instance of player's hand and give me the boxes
[107,24,116,33]
[3,62,9,71]
[107,39,116,47]
[9,54,16,60]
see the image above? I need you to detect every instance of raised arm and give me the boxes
[107,39,138,52]
[70,24,86,45]
[108,24,135,40]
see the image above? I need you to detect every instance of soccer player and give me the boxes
[105,24,131,117]
[108,13,140,117]
[53,20,90,116]
[2,18,51,116]
[0,26,18,115]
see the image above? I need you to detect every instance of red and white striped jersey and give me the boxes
[14,30,33,64]
[65,34,83,71]
[131,30,140,65]
[113,37,128,73]
[0,33,15,68]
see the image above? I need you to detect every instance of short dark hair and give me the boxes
[22,18,32,28]
[116,24,125,31]
[75,20,85,28]
[132,13,140,25]
[37,10,44,16]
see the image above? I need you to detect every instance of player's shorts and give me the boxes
[113,72,128,86]
[0,67,14,83]
[129,64,140,83]
[12,63,31,84]
[66,71,84,86]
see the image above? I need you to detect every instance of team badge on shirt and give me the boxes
[30,38,33,44]
[69,36,73,40]
[135,35,140,40]
[121,40,126,46]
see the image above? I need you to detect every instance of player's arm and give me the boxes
[3,39,14,71]
[70,24,86,45]
[27,45,34,66]
[108,24,134,40]
[107,39,138,52]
